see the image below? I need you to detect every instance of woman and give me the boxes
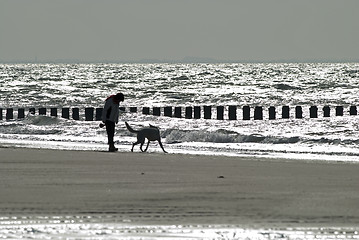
[102,93,124,152]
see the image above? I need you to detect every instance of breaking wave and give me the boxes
[25,115,63,126]
[163,129,301,144]
[0,115,67,135]
[163,128,359,147]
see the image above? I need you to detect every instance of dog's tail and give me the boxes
[125,122,139,133]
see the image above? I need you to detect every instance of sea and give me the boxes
[1,63,359,239]
[1,63,359,162]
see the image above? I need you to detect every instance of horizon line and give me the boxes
[1,57,359,64]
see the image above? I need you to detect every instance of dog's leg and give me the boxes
[131,141,141,152]
[158,140,168,153]
[143,140,150,152]
[140,141,146,152]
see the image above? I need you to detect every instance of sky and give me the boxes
[1,0,358,63]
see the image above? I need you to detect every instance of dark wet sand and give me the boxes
[1,147,359,229]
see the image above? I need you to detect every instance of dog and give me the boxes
[125,122,167,153]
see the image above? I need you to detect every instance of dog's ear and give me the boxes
[149,124,158,129]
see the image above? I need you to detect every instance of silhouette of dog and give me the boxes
[125,122,167,153]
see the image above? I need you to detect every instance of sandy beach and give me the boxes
[1,147,359,230]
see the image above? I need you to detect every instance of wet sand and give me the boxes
[1,147,359,229]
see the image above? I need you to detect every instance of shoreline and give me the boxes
[1,147,359,229]
[1,142,358,164]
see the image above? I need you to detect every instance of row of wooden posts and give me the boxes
[1,105,358,121]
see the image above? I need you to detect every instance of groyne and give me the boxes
[1,105,357,121]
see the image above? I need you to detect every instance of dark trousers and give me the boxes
[105,120,115,145]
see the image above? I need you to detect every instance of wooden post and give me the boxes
[243,106,250,120]
[194,106,201,119]
[85,107,94,121]
[51,108,58,117]
[174,107,182,118]
[6,108,13,120]
[0,108,2,120]
[39,108,46,115]
[142,107,150,115]
[217,106,224,120]
[96,108,103,121]
[310,106,318,118]
[350,106,357,115]
[295,106,302,119]
[282,106,290,119]
[164,107,172,117]
[153,107,161,116]
[204,106,211,119]
[62,108,70,119]
[18,108,25,119]
[185,106,192,119]
[323,106,330,117]
[228,106,237,120]
[336,106,343,116]
[254,106,263,120]
[29,108,35,115]
[72,108,80,120]
[269,106,276,120]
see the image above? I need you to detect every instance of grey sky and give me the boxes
[1,0,358,62]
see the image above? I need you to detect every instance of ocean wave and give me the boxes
[163,129,237,143]
[0,115,66,135]
[25,115,63,126]
[272,84,301,91]
[163,129,301,144]
[171,75,190,80]
[305,137,359,145]
[0,126,62,135]
[163,128,359,146]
